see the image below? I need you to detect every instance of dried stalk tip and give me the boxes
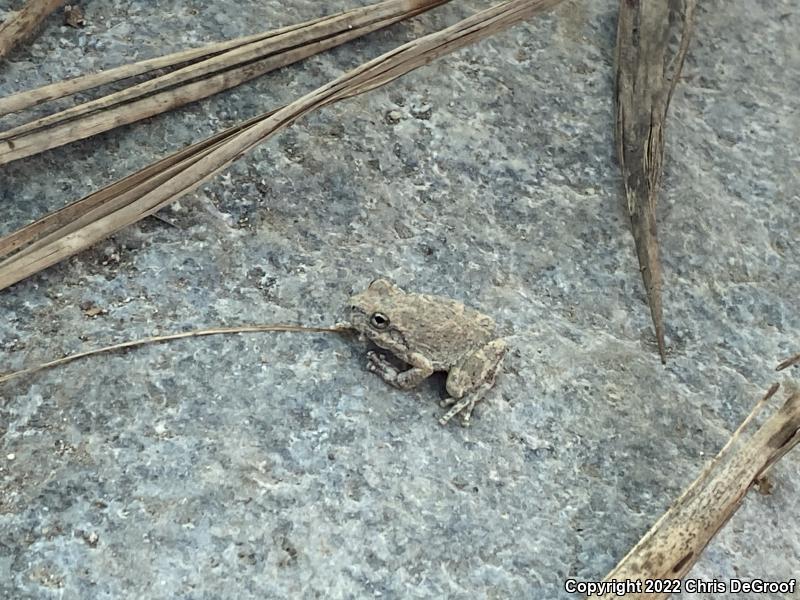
[777,352,800,371]
[614,0,695,364]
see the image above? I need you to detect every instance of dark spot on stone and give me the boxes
[672,551,694,573]
[411,104,433,120]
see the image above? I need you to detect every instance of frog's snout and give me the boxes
[348,304,365,321]
[347,306,372,344]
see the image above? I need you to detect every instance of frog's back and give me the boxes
[399,292,497,369]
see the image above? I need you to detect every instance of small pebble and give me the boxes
[385,110,402,125]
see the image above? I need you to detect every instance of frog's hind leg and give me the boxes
[440,339,506,426]
[439,380,493,427]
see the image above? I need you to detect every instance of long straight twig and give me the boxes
[0,0,449,166]
[0,0,565,292]
[0,324,350,385]
[0,0,62,60]
[615,0,695,363]
[595,386,800,600]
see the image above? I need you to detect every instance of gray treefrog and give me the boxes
[348,278,507,426]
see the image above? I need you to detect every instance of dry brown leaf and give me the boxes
[615,0,695,363]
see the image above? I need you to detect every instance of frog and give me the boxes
[347,278,507,426]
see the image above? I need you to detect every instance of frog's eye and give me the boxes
[370,312,390,330]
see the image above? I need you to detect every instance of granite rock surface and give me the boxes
[0,0,798,598]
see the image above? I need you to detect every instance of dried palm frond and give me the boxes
[615,0,695,363]
[0,0,449,165]
[0,0,564,292]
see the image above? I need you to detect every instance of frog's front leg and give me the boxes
[441,339,507,426]
[366,350,434,390]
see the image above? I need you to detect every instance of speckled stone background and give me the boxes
[1,0,798,598]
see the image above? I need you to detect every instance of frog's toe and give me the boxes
[439,396,457,408]
[368,351,391,364]
[366,362,385,376]
[366,351,385,369]
[366,352,402,386]
[438,396,472,426]
[437,410,471,427]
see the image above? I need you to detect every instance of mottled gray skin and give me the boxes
[348,278,507,426]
